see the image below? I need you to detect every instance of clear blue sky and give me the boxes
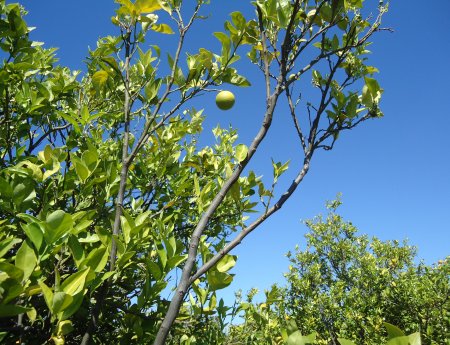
[20,0,450,301]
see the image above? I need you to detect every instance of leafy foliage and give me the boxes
[220,200,449,345]
[0,1,256,343]
[0,0,392,344]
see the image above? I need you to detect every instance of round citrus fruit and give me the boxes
[215,90,235,110]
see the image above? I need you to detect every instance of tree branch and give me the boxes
[190,155,312,283]
[153,81,283,344]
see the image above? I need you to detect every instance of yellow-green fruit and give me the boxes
[215,91,235,110]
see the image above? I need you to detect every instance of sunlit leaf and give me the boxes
[61,268,90,296]
[0,262,23,283]
[216,255,237,273]
[235,144,248,162]
[52,291,73,314]
[207,270,234,290]
[287,331,317,345]
[135,0,171,14]
[92,70,109,88]
[44,210,74,244]
[384,322,406,339]
[151,23,174,34]
[38,280,54,313]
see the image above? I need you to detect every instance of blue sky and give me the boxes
[20,0,450,301]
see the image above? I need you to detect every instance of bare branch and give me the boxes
[27,123,71,154]
[257,6,272,100]
[285,86,307,153]
[191,156,312,283]
[109,26,133,271]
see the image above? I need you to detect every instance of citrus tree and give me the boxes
[222,200,449,345]
[282,200,449,345]
[0,0,390,344]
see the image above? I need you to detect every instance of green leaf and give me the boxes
[386,336,415,345]
[273,159,290,179]
[68,235,85,268]
[331,34,339,50]
[235,144,248,162]
[135,0,171,14]
[81,105,90,124]
[0,237,21,259]
[344,0,363,10]
[15,240,37,282]
[44,210,74,244]
[147,260,163,280]
[92,70,109,88]
[365,66,379,74]
[0,277,24,304]
[21,222,44,252]
[116,0,135,16]
[43,160,60,180]
[101,56,120,73]
[38,280,54,313]
[144,78,162,102]
[61,268,90,296]
[17,160,43,181]
[81,247,108,272]
[164,236,177,258]
[231,11,246,30]
[0,177,13,198]
[287,331,317,345]
[167,254,188,269]
[276,0,291,28]
[26,307,37,322]
[12,181,36,209]
[59,110,81,132]
[229,180,240,202]
[216,255,237,273]
[345,94,358,118]
[361,85,372,107]
[134,211,152,226]
[384,322,405,339]
[312,69,323,84]
[167,53,185,85]
[228,73,251,87]
[192,283,208,305]
[364,76,381,96]
[58,291,85,320]
[214,31,231,61]
[52,291,73,314]
[338,339,357,345]
[285,319,299,335]
[207,270,233,290]
[157,242,167,268]
[193,174,201,197]
[73,219,94,235]
[151,23,174,34]
[0,305,31,317]
[0,261,24,282]
[120,216,131,244]
[116,251,136,268]
[38,145,53,164]
[320,4,333,22]
[56,320,74,336]
[407,333,422,345]
[82,144,99,171]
